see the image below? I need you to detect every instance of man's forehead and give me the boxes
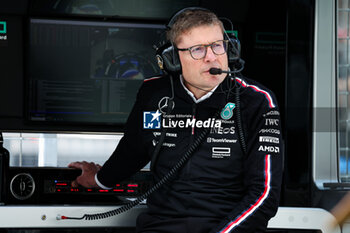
[176,24,224,46]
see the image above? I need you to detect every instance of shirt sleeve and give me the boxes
[95,173,112,189]
[96,84,151,188]
[212,101,283,233]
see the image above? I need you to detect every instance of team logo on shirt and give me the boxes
[158,96,175,114]
[211,147,231,158]
[221,102,235,120]
[143,110,161,129]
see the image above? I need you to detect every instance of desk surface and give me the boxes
[0,205,342,233]
[0,205,147,228]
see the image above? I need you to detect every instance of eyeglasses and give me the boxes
[177,40,229,60]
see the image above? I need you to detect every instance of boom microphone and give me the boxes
[209,68,235,75]
[210,58,245,75]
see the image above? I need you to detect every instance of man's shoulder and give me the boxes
[235,76,278,110]
[143,75,170,85]
[143,75,166,83]
[138,74,172,98]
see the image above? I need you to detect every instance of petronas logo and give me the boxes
[221,103,235,120]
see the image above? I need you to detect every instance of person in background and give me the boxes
[330,192,350,228]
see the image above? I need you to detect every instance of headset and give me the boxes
[155,7,246,155]
[155,7,241,74]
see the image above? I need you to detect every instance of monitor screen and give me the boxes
[26,18,165,132]
[0,15,24,132]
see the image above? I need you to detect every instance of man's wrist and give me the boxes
[94,173,112,190]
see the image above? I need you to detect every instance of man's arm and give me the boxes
[69,82,151,189]
[212,103,283,233]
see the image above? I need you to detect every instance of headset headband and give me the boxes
[156,7,241,74]
[167,7,212,30]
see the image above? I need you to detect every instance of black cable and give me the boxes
[62,112,218,220]
[61,76,247,221]
[222,73,247,155]
[150,75,175,172]
[234,85,247,155]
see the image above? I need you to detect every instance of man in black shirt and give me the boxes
[69,8,283,233]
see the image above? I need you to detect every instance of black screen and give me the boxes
[27,18,165,131]
[0,15,24,131]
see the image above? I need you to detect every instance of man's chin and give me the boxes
[206,75,225,85]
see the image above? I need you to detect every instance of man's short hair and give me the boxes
[166,8,225,46]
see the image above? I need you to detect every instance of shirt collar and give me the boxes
[179,75,219,103]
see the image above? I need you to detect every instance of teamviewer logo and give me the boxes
[0,21,6,34]
[143,110,161,129]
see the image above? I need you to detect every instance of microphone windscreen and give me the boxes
[209,68,222,75]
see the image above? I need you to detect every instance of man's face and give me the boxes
[177,24,229,98]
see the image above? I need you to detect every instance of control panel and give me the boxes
[5,167,152,205]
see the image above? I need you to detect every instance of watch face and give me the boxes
[10,173,35,200]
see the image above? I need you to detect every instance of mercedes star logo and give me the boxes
[158,96,175,114]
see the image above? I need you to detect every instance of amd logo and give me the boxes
[258,145,280,153]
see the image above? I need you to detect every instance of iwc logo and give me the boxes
[221,102,235,120]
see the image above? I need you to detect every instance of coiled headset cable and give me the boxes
[234,83,247,155]
[58,75,218,221]
[150,75,175,174]
[57,76,246,221]
[57,111,218,221]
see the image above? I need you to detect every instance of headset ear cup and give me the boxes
[226,37,245,72]
[156,43,181,73]
[162,46,181,73]
[227,37,241,63]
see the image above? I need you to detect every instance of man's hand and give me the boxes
[68,161,101,188]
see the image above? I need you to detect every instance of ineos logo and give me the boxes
[158,96,175,114]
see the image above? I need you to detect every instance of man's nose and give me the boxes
[204,46,217,62]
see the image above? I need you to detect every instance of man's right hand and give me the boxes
[68,161,101,188]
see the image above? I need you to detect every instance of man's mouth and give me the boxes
[204,68,221,76]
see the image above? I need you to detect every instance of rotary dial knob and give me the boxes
[10,173,35,200]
